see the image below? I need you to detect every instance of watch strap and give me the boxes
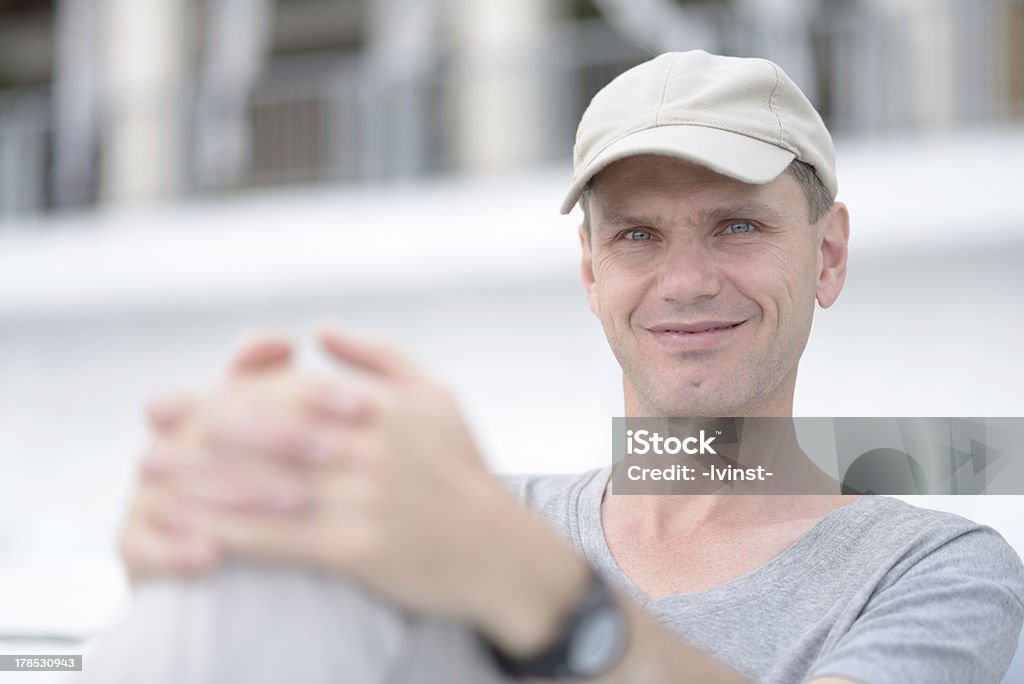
[479,568,627,679]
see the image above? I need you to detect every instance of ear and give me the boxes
[816,201,850,309]
[579,224,599,317]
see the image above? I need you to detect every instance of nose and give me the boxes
[654,237,723,304]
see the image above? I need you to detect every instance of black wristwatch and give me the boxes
[480,568,629,679]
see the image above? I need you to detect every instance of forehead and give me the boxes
[588,154,802,219]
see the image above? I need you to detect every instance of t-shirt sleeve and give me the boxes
[807,525,1024,684]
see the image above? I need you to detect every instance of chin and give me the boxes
[645,386,744,418]
[641,365,776,415]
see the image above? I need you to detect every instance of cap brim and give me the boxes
[560,125,797,214]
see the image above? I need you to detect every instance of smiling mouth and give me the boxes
[656,322,745,334]
[645,321,746,351]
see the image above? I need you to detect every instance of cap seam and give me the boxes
[767,62,787,149]
[654,54,680,127]
[581,121,798,169]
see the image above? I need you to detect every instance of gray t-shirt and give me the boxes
[79,468,1024,684]
[505,467,1024,684]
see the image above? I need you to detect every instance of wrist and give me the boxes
[479,566,630,680]
[468,494,591,657]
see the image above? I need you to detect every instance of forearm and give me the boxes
[485,560,749,683]
[473,496,749,684]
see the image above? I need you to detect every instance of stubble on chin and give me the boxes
[626,355,790,418]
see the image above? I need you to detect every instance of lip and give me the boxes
[645,320,746,351]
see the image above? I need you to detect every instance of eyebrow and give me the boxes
[598,201,786,230]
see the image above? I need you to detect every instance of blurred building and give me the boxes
[1,0,1022,221]
[1,5,1024,678]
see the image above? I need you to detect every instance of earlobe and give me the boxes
[816,202,850,309]
[579,225,600,317]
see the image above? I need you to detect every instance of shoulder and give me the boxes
[809,497,1024,682]
[845,497,1023,581]
[499,467,606,510]
[496,467,609,541]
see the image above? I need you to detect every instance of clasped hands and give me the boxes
[121,329,588,657]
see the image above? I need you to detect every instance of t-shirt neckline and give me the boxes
[574,465,868,612]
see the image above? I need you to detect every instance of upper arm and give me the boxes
[807,527,1024,684]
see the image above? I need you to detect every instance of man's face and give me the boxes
[580,155,848,417]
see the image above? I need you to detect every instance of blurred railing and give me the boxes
[229,21,645,190]
[1,0,1022,223]
[237,53,451,187]
[0,89,51,222]
[808,0,1024,134]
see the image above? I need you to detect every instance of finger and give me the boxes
[146,392,198,432]
[228,334,294,376]
[130,471,210,537]
[203,411,358,467]
[121,522,221,582]
[141,438,318,513]
[176,466,314,514]
[205,510,319,565]
[299,379,375,424]
[317,328,419,382]
[202,472,380,573]
[119,492,222,581]
[138,442,198,480]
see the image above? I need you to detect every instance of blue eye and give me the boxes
[723,221,755,235]
[623,229,653,241]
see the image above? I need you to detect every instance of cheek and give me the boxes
[724,247,816,324]
[591,255,648,317]
[767,264,820,342]
[783,250,823,313]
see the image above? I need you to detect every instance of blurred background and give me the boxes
[1,0,1023,680]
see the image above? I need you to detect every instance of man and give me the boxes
[92,51,1022,683]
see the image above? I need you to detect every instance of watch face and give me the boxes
[567,604,627,677]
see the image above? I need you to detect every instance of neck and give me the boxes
[612,374,844,531]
